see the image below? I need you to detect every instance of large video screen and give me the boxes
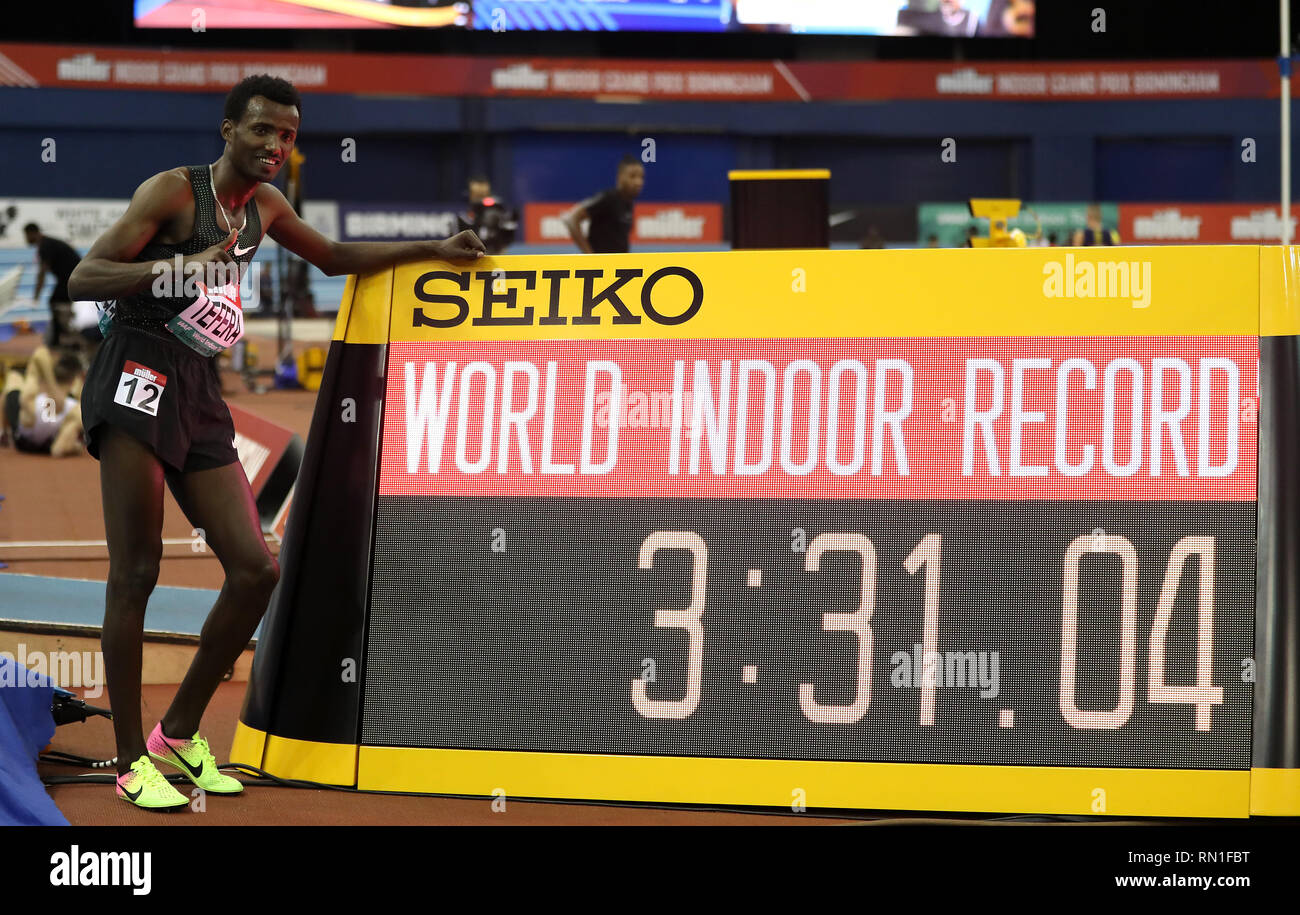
[134,1,1034,36]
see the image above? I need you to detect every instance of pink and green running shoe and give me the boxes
[147,723,243,795]
[116,755,188,810]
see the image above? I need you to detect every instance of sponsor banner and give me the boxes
[338,203,463,242]
[300,200,340,243]
[917,202,1120,248]
[169,201,339,254]
[0,197,127,250]
[0,198,333,253]
[487,60,782,99]
[524,202,723,244]
[380,338,1256,502]
[866,61,1268,100]
[228,403,297,497]
[0,197,340,252]
[1119,203,1298,244]
[0,44,1278,102]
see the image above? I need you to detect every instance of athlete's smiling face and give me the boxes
[221,95,300,183]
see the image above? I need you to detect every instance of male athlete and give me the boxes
[68,74,485,810]
[561,155,645,254]
[24,223,82,347]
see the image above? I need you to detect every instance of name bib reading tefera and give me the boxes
[167,279,244,356]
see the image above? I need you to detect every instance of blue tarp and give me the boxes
[0,656,69,825]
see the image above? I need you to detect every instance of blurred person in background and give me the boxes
[926,234,941,248]
[24,222,81,348]
[981,0,1035,37]
[562,155,645,254]
[468,174,491,206]
[861,226,886,249]
[1,344,85,456]
[895,0,979,37]
[0,205,19,241]
[459,174,517,255]
[1072,204,1121,246]
[935,0,980,37]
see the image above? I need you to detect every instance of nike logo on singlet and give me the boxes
[232,244,255,257]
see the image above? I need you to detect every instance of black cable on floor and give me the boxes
[40,751,117,768]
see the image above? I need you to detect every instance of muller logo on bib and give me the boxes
[126,362,164,384]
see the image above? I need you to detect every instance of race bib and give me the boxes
[114,360,167,416]
[166,278,244,357]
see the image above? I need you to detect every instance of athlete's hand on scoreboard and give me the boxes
[434,230,487,262]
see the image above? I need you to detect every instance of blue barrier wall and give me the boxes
[0,87,1284,205]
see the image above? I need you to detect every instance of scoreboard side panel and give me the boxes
[234,273,391,782]
[1253,247,1300,815]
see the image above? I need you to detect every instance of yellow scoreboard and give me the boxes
[233,246,1300,818]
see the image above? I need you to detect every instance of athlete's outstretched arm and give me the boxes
[258,184,486,276]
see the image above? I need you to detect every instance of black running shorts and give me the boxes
[80,325,238,473]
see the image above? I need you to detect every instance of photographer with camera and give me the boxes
[459,174,518,255]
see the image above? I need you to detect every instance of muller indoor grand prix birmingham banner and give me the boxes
[233,245,1300,817]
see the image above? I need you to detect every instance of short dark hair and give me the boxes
[23,222,39,235]
[618,154,642,171]
[53,351,84,384]
[224,74,301,125]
